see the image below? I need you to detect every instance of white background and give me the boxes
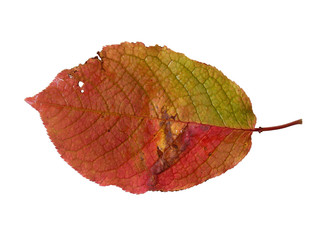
[1,0,319,239]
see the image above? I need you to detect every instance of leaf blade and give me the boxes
[26,42,256,193]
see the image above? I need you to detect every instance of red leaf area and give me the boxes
[26,44,253,193]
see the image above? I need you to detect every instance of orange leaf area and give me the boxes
[26,42,255,193]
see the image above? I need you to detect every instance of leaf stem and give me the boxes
[250,119,302,133]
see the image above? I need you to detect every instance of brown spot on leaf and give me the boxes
[149,122,191,188]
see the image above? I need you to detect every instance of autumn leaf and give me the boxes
[25,42,301,194]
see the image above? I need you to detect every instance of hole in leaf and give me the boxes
[78,81,84,88]
[80,89,84,93]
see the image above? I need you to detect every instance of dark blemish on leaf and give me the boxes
[160,109,174,145]
[165,123,173,145]
[157,146,163,158]
[200,124,210,131]
[149,125,190,187]
[150,155,170,176]
[147,175,157,190]
[170,114,177,120]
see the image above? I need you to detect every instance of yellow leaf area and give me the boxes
[98,42,256,129]
[26,42,256,193]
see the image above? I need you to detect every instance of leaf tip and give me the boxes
[25,96,37,108]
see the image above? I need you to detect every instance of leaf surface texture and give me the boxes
[26,42,256,193]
